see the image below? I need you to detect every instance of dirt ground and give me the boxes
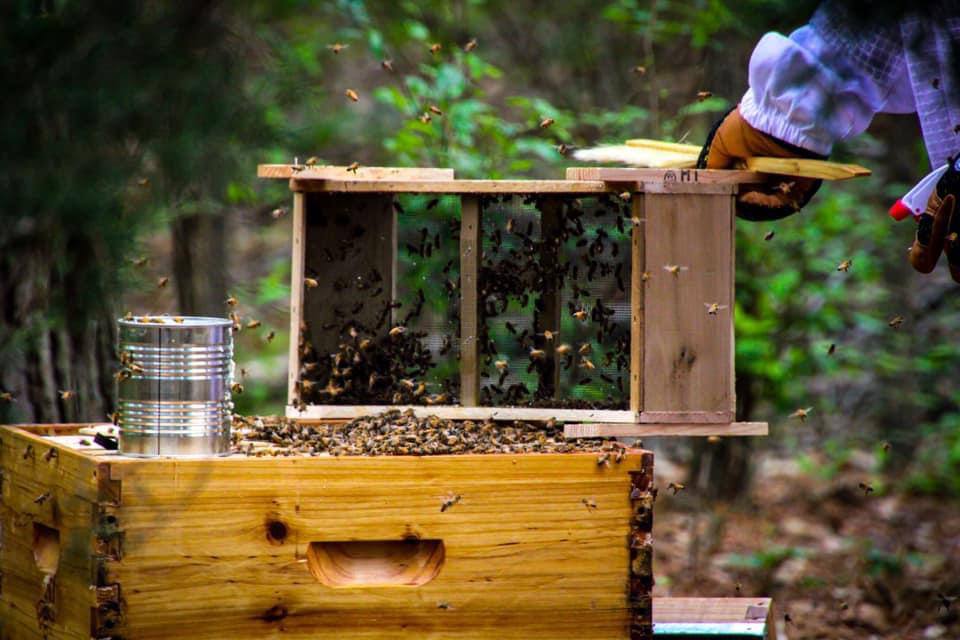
[652,452,960,639]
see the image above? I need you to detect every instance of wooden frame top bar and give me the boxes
[257,165,766,194]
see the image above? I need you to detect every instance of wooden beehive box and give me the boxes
[1,423,655,639]
[258,165,768,438]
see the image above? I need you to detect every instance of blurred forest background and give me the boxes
[2,1,959,636]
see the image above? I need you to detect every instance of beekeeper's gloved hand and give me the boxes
[700,106,825,221]
[911,155,960,282]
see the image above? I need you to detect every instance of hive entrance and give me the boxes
[307,539,445,587]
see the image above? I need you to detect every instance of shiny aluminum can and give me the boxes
[117,316,233,457]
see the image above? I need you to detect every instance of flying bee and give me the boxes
[231,382,244,395]
[327,43,348,54]
[881,440,892,453]
[137,177,150,187]
[123,311,134,320]
[495,360,509,371]
[344,89,359,102]
[429,43,442,54]
[419,112,431,124]
[346,161,360,173]
[389,325,406,338]
[837,258,852,272]
[696,90,713,101]
[888,315,904,329]
[33,492,51,505]
[413,382,426,397]
[704,302,728,315]
[631,65,647,75]
[619,191,632,201]
[226,295,238,307]
[827,343,836,355]
[172,316,184,324]
[0,391,14,403]
[629,216,645,226]
[858,481,874,496]
[789,406,813,422]
[667,482,685,495]
[464,37,478,51]
[304,277,319,289]
[556,343,572,355]
[556,143,573,156]
[265,331,276,343]
[543,330,557,341]
[582,498,598,510]
[246,319,261,329]
[776,181,795,194]
[529,348,546,361]
[539,117,555,129]
[764,230,776,241]
[641,271,652,282]
[131,256,148,267]
[596,452,610,467]
[663,264,688,276]
[580,359,595,370]
[381,59,394,72]
[156,276,169,288]
[429,105,443,116]
[573,309,588,321]
[58,389,76,401]
[578,343,591,355]
[440,493,461,512]
[43,447,57,462]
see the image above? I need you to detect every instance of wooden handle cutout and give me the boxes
[307,539,445,588]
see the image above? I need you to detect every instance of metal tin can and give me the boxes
[116,316,233,457]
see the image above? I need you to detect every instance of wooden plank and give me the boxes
[744,156,870,180]
[564,422,768,438]
[287,192,305,405]
[287,405,638,423]
[629,195,644,415]
[643,182,735,195]
[640,410,732,424]
[460,196,481,406]
[535,197,564,398]
[299,193,396,367]
[566,167,762,185]
[624,139,701,154]
[100,452,649,639]
[642,192,735,419]
[653,597,773,639]
[291,178,619,194]
[258,165,455,180]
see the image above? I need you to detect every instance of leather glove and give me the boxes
[699,106,825,221]
[911,155,960,282]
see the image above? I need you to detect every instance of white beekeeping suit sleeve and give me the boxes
[739,6,916,156]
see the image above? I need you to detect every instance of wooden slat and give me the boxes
[291,178,620,194]
[288,405,638,423]
[566,167,762,185]
[287,192,305,405]
[629,195,644,415]
[258,165,455,180]
[564,422,768,438]
[642,192,735,420]
[744,157,870,180]
[653,597,774,640]
[624,139,702,155]
[640,410,732,424]
[460,196,482,406]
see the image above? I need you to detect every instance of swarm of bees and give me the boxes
[233,410,615,457]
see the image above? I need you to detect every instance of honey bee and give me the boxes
[529,348,546,361]
[836,258,852,272]
[58,390,76,401]
[948,231,959,244]
[881,440,892,453]
[389,325,406,338]
[300,379,315,392]
[381,59,394,72]
[764,230,776,241]
[137,177,150,187]
[325,381,345,398]
[539,117,555,129]
[629,216,646,226]
[33,492,51,505]
[265,331,276,343]
[345,88,360,102]
[156,276,169,288]
[246,319,261,329]
[556,143,573,156]
[327,43,349,54]
[419,112,432,124]
[429,43,442,54]
[556,343,572,355]
[123,311,133,320]
[667,482,685,495]
[464,38,478,52]
[631,65,647,75]
[789,407,813,422]
[131,256,148,267]
[707,435,721,444]
[543,330,557,341]
[573,309,588,321]
[640,271,652,282]
[580,358,595,370]
[304,277,320,289]
[578,343,591,355]
[888,315,904,329]
[229,311,242,332]
[495,360,509,371]
[858,481,874,496]
[663,265,688,276]
[231,383,244,395]
[440,493,461,512]
[226,295,238,307]
[704,302,728,315]
[346,161,360,173]
[429,105,443,116]
[827,343,836,355]
[413,382,426,397]
[108,412,119,425]
[0,391,13,402]
[437,600,452,610]
[696,90,713,101]
[775,181,795,194]
[43,447,57,462]
[596,452,610,467]
[359,338,372,350]
[305,156,320,166]
[582,498,598,510]
[619,191,632,201]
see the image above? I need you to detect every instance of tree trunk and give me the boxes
[171,211,229,316]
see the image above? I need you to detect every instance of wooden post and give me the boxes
[641,184,736,423]
[287,191,306,406]
[629,194,645,417]
[534,197,563,398]
[459,196,481,406]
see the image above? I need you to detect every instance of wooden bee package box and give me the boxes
[1,423,654,639]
